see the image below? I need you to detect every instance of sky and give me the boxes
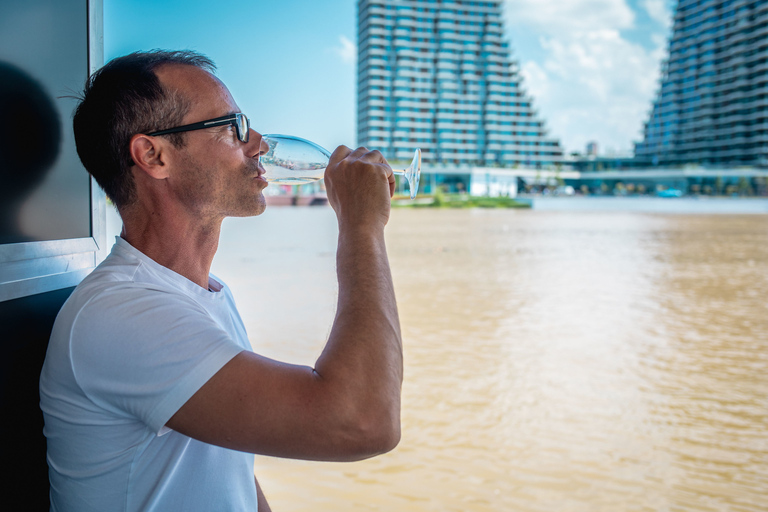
[105,0,675,157]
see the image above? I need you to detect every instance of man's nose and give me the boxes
[248,129,268,158]
[258,132,269,156]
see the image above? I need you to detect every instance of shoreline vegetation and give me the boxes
[392,191,530,208]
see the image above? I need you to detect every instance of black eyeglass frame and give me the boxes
[147,113,250,143]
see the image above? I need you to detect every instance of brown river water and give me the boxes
[114,204,768,510]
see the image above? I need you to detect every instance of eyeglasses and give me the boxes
[147,113,250,143]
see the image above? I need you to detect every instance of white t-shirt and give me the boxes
[40,237,258,512]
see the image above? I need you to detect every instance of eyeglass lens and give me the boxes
[237,114,250,143]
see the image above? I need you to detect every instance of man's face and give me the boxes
[155,64,269,219]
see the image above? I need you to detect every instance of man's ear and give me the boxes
[129,134,170,179]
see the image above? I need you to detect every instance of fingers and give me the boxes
[328,145,353,167]
[332,146,388,166]
[360,149,395,198]
[328,146,392,180]
[353,147,388,165]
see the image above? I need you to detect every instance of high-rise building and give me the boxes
[356,0,563,168]
[635,0,768,166]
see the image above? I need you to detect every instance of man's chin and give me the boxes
[227,195,267,218]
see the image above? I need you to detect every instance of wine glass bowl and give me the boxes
[260,135,329,185]
[404,148,421,200]
[261,134,421,199]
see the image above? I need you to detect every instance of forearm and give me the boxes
[314,225,403,448]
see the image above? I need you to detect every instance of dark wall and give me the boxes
[0,287,74,511]
[0,0,91,244]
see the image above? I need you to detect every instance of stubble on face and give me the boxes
[173,146,267,220]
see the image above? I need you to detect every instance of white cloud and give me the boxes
[520,61,550,100]
[523,30,661,153]
[641,0,673,28]
[505,0,635,35]
[503,0,670,154]
[334,35,356,64]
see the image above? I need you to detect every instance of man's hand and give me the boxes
[324,146,395,231]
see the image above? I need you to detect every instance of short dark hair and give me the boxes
[73,50,216,208]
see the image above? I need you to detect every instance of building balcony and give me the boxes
[364,99,388,108]
[437,42,463,51]
[435,113,482,122]
[365,130,392,139]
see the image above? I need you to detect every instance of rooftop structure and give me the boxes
[635,0,768,166]
[356,0,563,168]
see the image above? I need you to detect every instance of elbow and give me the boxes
[342,404,401,460]
[371,412,401,455]
[357,414,401,459]
[315,368,403,461]
[383,423,401,453]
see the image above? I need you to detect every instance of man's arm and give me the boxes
[167,146,402,462]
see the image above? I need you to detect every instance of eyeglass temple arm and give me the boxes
[148,117,235,137]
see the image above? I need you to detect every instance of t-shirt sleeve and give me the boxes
[69,284,245,434]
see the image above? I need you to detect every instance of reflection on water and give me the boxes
[212,208,768,511]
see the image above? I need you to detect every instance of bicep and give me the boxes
[166,351,372,461]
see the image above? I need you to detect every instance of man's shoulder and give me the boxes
[66,255,170,310]
[73,238,200,300]
[58,247,197,331]
[74,240,144,291]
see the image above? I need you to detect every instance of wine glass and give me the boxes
[260,135,421,200]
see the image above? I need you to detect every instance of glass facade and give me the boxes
[357,0,563,167]
[636,0,768,166]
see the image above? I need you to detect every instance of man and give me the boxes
[39,50,403,511]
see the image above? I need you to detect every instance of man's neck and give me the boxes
[118,204,222,290]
